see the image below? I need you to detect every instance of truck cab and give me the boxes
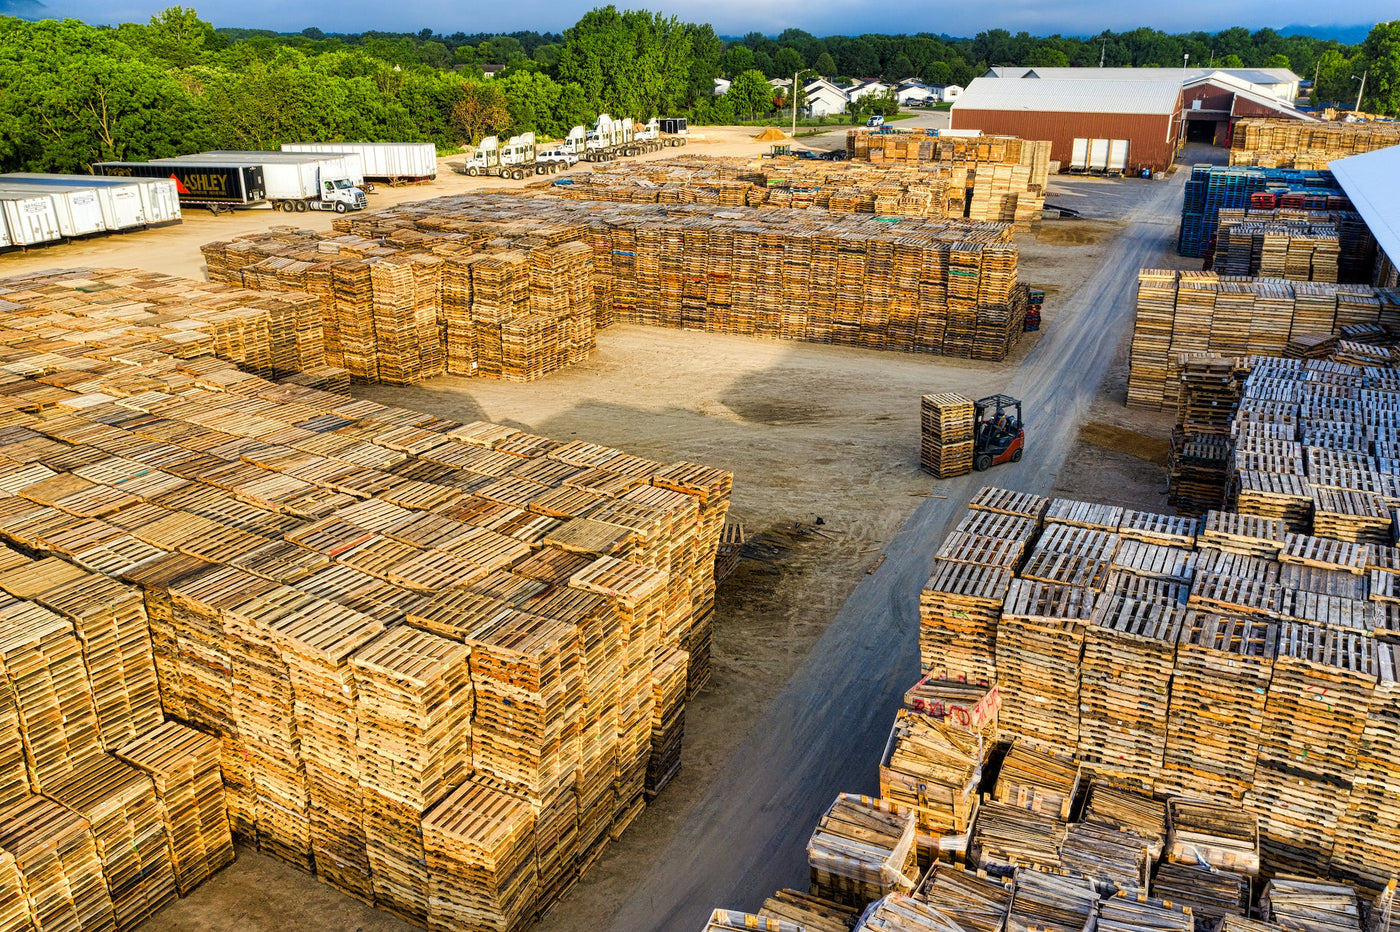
[310,177,367,213]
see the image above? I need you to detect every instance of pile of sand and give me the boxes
[752,127,789,141]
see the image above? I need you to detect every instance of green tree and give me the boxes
[1265,53,1291,70]
[145,7,212,68]
[727,68,771,120]
[450,81,510,143]
[1026,46,1070,67]
[1313,49,1356,104]
[1222,53,1246,68]
[1358,21,1400,114]
[887,53,915,79]
[773,46,805,77]
[843,39,878,76]
[813,50,837,76]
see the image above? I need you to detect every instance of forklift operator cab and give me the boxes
[972,395,1025,472]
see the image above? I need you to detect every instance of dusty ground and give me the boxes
[11,129,1197,931]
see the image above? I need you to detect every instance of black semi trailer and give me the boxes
[96,162,265,213]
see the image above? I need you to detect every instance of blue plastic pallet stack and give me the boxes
[1178,164,1341,257]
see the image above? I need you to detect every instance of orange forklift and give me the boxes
[973,395,1024,472]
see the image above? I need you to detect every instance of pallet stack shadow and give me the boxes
[1178,165,1347,258]
[1125,269,1400,409]
[0,266,732,930]
[206,192,1034,369]
[1230,119,1400,169]
[1212,208,1376,283]
[915,485,1400,883]
[544,153,1049,231]
[920,393,975,478]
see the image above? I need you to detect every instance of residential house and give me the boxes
[845,80,891,103]
[802,78,849,117]
[930,84,964,102]
[895,81,933,105]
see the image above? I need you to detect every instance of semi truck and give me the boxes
[281,142,437,183]
[98,161,266,212]
[456,133,567,178]
[160,152,368,211]
[0,174,182,229]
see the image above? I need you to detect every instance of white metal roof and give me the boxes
[1329,145,1400,268]
[1181,71,1315,120]
[987,66,1301,86]
[953,76,1182,115]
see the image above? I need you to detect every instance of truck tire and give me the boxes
[334,201,347,213]
[467,167,479,177]
[294,201,307,212]
[974,454,992,472]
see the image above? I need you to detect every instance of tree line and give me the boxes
[0,6,1396,175]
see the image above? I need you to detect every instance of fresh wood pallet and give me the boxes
[115,721,235,896]
[0,794,116,932]
[878,708,983,836]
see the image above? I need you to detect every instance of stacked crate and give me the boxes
[919,393,975,478]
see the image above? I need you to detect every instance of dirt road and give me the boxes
[605,165,1190,931]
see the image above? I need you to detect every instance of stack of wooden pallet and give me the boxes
[116,721,235,896]
[1077,582,1183,783]
[1230,118,1400,169]
[996,574,1095,755]
[1165,798,1260,877]
[1250,622,1377,876]
[0,795,115,931]
[1125,271,1395,410]
[1260,878,1364,932]
[967,798,1065,874]
[1333,647,1400,889]
[878,709,983,838]
[1168,355,1249,516]
[1158,612,1276,799]
[855,893,968,932]
[993,744,1079,821]
[1150,860,1250,928]
[1080,781,1166,860]
[807,794,918,908]
[920,393,975,478]
[1059,821,1151,890]
[758,889,860,932]
[1097,893,1193,932]
[420,778,538,932]
[273,602,385,903]
[916,863,1010,932]
[352,626,474,923]
[44,753,179,928]
[1005,868,1097,932]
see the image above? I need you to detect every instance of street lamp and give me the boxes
[1351,71,1368,113]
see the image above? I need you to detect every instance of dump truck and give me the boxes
[456,133,566,178]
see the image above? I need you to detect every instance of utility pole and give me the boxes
[1353,70,1368,113]
[792,70,799,139]
[1099,40,1105,68]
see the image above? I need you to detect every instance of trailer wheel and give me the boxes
[334,201,347,213]
[294,201,307,212]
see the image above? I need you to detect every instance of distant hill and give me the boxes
[1279,23,1372,44]
[0,0,46,18]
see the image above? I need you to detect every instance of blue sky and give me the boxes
[24,0,1387,37]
